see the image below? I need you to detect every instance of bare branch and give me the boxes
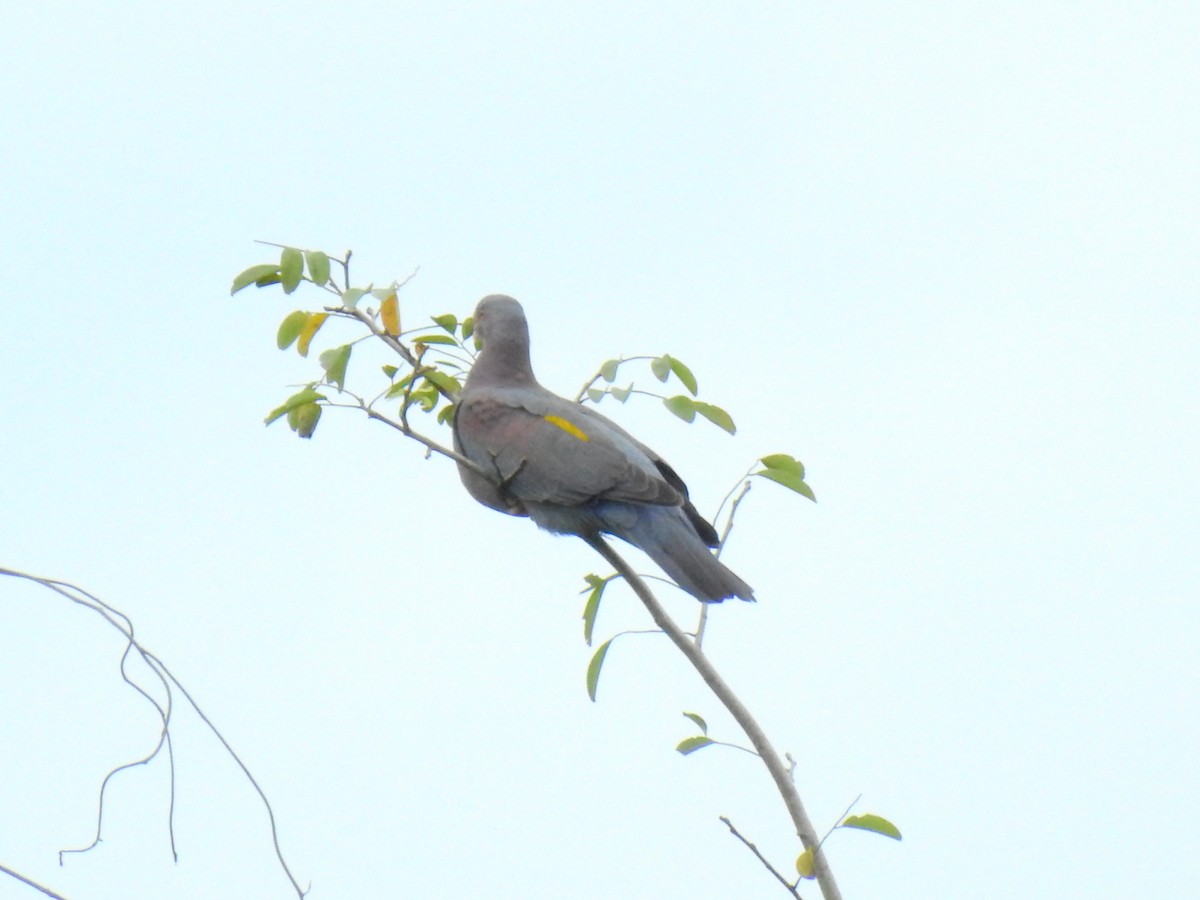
[719,816,804,898]
[0,568,307,899]
[715,479,753,559]
[821,794,863,846]
[697,478,753,648]
[0,862,70,900]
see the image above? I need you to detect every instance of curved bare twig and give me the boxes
[0,568,307,899]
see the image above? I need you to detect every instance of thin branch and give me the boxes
[145,651,307,898]
[59,723,172,863]
[712,465,757,531]
[574,365,612,403]
[821,794,863,847]
[696,478,753,648]
[715,480,752,560]
[333,305,470,407]
[358,404,489,478]
[580,539,842,900]
[0,568,307,899]
[0,573,177,866]
[315,384,490,482]
[573,355,662,403]
[719,816,804,898]
[0,862,70,900]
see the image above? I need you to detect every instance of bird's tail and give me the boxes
[620,507,755,603]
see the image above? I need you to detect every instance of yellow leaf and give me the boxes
[381,292,400,336]
[544,415,589,441]
[795,848,816,879]
[297,313,329,357]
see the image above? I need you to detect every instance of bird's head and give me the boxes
[467,294,536,385]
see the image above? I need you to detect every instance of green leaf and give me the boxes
[461,316,474,340]
[437,403,457,425]
[231,263,282,295]
[761,453,805,478]
[651,355,671,382]
[287,402,322,438]
[795,848,816,879]
[682,711,708,734]
[414,334,458,346]
[695,401,736,434]
[432,313,457,333]
[305,250,330,287]
[319,344,352,391]
[841,814,902,840]
[276,310,309,350]
[581,575,606,645]
[586,388,605,403]
[408,383,440,412]
[382,364,399,379]
[342,287,366,310]
[664,395,696,423]
[611,385,632,403]
[668,356,698,395]
[264,387,325,425]
[422,368,462,396]
[385,373,414,399]
[586,639,612,702]
[755,468,817,502]
[599,359,620,382]
[280,247,304,294]
[675,736,715,755]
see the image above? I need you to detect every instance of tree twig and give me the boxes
[0,568,307,899]
[0,862,70,900]
[719,816,804,898]
[696,478,753,648]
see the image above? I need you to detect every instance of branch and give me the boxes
[696,478,753,648]
[0,862,69,900]
[341,306,426,376]
[580,539,842,900]
[334,302,465,406]
[353,402,492,480]
[0,568,307,899]
[719,816,804,898]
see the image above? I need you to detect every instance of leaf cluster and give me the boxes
[580,353,736,434]
[233,246,473,442]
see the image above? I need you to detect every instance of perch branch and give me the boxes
[581,539,841,900]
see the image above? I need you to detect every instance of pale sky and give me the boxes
[2,3,1198,899]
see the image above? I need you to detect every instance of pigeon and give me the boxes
[453,294,754,602]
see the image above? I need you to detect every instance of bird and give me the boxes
[453,294,754,602]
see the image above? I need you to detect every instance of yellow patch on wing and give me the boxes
[544,415,590,441]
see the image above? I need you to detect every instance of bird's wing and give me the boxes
[455,385,681,509]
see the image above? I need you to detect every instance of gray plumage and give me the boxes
[453,294,754,603]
